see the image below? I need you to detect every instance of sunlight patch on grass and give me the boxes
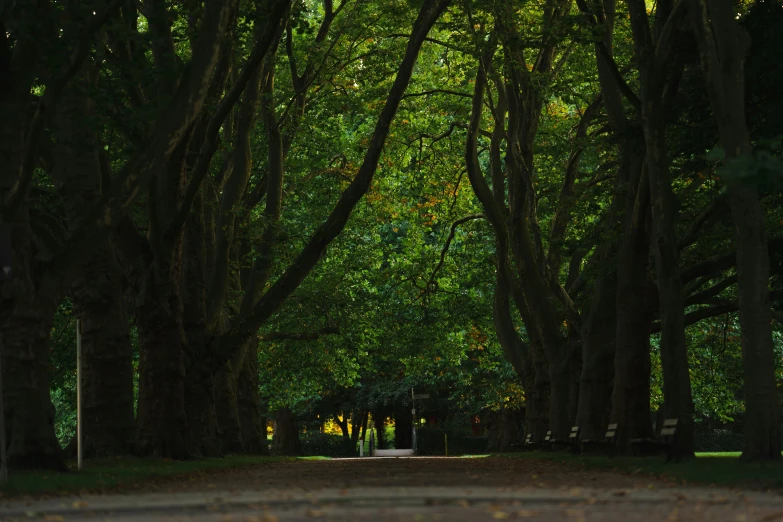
[458,454,491,459]
[297,456,332,460]
[695,452,741,458]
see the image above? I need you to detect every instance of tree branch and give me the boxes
[213,0,453,360]
[424,214,484,293]
[1,0,123,223]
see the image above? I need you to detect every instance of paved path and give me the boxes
[2,457,782,521]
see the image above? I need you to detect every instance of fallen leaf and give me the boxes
[306,508,325,517]
[492,511,509,519]
[517,509,538,517]
[72,500,89,508]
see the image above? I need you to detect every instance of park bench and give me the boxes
[568,425,581,454]
[544,426,581,453]
[578,423,618,456]
[630,418,680,462]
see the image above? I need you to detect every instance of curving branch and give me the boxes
[213,0,454,360]
[424,214,485,293]
[1,0,123,224]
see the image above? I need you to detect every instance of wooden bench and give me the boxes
[579,423,618,456]
[544,426,581,453]
[568,425,581,454]
[630,418,680,462]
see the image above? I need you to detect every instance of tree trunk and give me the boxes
[611,149,656,452]
[486,409,519,452]
[214,365,243,453]
[350,410,366,445]
[72,252,136,457]
[1,294,65,471]
[135,277,189,458]
[394,406,413,449]
[626,0,695,458]
[523,338,550,441]
[576,262,617,440]
[237,341,268,454]
[687,0,781,461]
[51,67,136,458]
[0,94,66,471]
[334,413,350,438]
[272,407,300,456]
[374,414,386,449]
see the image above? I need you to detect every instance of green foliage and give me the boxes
[299,432,357,458]
[415,427,488,456]
[693,430,744,453]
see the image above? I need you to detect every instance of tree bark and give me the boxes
[394,406,413,449]
[687,0,781,460]
[0,83,66,471]
[135,275,189,458]
[51,66,136,458]
[374,414,386,449]
[237,341,268,454]
[1,293,65,470]
[272,407,300,456]
[626,0,695,458]
[611,151,657,452]
[576,241,617,440]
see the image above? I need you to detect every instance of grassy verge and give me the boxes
[0,455,291,497]
[501,451,783,489]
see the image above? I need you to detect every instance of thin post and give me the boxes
[0,339,7,482]
[444,433,448,456]
[76,319,83,471]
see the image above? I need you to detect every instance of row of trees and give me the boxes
[1,0,781,471]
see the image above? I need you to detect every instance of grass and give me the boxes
[502,451,783,489]
[0,455,291,497]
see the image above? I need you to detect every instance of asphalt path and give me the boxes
[2,457,782,521]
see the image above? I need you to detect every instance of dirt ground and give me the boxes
[120,456,679,494]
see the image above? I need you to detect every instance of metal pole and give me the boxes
[0,338,8,482]
[445,433,448,457]
[76,319,82,471]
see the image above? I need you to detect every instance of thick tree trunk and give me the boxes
[214,365,243,453]
[1,295,65,471]
[135,278,189,458]
[611,150,656,452]
[394,406,413,449]
[576,263,617,440]
[51,68,136,458]
[237,342,268,454]
[181,194,221,458]
[523,338,550,441]
[374,414,386,450]
[486,409,519,452]
[626,0,695,458]
[272,407,300,456]
[0,93,66,470]
[72,253,136,457]
[687,0,781,461]
[730,187,781,460]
